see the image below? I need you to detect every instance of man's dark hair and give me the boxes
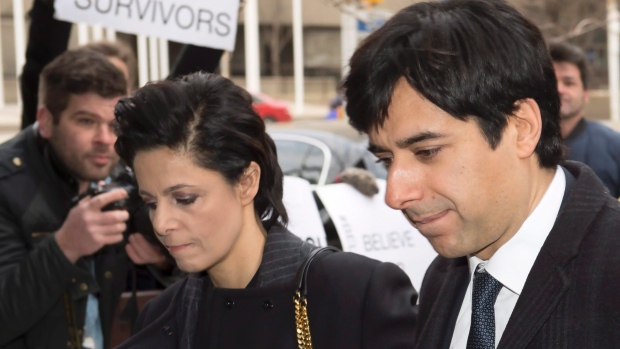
[38,48,127,123]
[549,41,590,90]
[114,72,288,230]
[344,0,563,169]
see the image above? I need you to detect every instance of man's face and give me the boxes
[369,79,527,259]
[553,61,589,121]
[41,93,121,183]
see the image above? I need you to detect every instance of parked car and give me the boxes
[267,129,386,186]
[251,92,292,123]
[267,128,386,249]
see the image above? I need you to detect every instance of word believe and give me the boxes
[362,230,416,252]
[73,0,232,37]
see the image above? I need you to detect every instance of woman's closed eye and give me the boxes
[144,201,157,211]
[175,196,197,206]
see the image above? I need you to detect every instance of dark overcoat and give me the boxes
[414,161,620,349]
[117,228,418,349]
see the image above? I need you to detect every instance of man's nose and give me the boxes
[95,124,116,145]
[384,161,425,211]
[557,82,567,96]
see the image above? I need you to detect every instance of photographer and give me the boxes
[0,47,170,349]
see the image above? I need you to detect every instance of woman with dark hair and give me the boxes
[114,72,417,349]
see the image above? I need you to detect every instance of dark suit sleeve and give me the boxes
[361,262,418,349]
[0,204,85,345]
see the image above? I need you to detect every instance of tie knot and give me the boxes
[473,265,503,294]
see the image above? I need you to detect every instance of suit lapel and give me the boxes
[417,258,470,349]
[498,162,606,349]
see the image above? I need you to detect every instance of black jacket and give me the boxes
[117,227,418,349]
[0,125,137,349]
[415,162,620,348]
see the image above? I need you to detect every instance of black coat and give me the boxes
[414,161,620,349]
[0,126,159,349]
[117,228,418,349]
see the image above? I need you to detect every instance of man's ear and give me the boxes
[511,98,542,160]
[238,161,261,206]
[37,107,53,139]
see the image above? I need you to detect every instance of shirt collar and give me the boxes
[468,166,566,295]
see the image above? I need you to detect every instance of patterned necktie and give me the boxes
[466,264,503,349]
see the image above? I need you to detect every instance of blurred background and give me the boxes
[0,0,617,141]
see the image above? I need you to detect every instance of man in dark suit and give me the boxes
[343,0,620,348]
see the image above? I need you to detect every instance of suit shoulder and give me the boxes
[427,254,462,273]
[138,277,187,320]
[0,129,32,181]
[311,251,409,288]
[420,255,467,293]
[317,251,381,273]
[590,198,620,241]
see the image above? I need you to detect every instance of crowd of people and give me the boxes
[0,0,619,348]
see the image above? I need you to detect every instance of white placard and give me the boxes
[54,0,239,51]
[315,180,437,291]
[282,176,327,248]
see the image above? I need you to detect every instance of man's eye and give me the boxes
[78,118,95,126]
[416,147,442,160]
[375,157,393,169]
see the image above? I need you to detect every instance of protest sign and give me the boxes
[55,0,239,51]
[315,179,437,291]
[283,176,327,247]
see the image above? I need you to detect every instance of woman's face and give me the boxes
[133,147,246,273]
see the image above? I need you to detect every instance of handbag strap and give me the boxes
[294,246,339,297]
[293,246,339,349]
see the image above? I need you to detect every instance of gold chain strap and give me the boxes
[294,290,313,349]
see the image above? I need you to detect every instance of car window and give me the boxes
[274,139,329,185]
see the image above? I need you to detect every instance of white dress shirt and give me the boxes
[449,167,566,349]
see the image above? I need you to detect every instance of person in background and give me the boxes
[113,71,417,348]
[550,41,620,198]
[0,47,170,349]
[343,0,620,347]
[19,0,224,130]
[83,41,137,93]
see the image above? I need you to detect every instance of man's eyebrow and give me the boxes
[70,111,100,118]
[367,143,389,154]
[395,131,447,148]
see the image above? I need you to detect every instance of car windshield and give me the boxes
[269,130,387,186]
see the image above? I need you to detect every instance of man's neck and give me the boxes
[474,165,557,261]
